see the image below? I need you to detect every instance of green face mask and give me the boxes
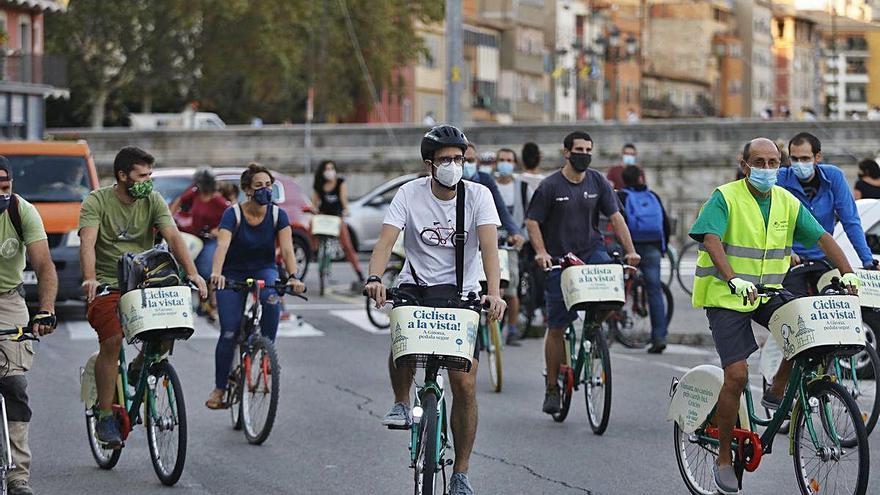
[127,179,153,200]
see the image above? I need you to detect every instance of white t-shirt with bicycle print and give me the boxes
[384,177,500,294]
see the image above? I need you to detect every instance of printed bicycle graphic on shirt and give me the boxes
[419,222,469,247]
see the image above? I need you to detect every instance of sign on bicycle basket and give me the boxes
[119,287,195,344]
[817,268,880,309]
[478,249,510,286]
[311,214,342,237]
[767,295,864,361]
[389,306,479,372]
[561,264,624,310]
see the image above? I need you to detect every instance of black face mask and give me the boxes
[569,153,592,172]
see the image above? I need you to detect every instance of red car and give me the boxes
[152,167,314,279]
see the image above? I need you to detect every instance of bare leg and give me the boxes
[544,327,566,387]
[96,334,123,410]
[388,352,414,404]
[769,359,793,398]
[505,295,519,330]
[716,361,748,466]
[449,361,478,473]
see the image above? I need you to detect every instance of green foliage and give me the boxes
[46,0,444,126]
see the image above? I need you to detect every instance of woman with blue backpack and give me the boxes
[618,165,671,353]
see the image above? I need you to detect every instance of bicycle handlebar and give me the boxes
[363,287,486,313]
[0,326,39,342]
[225,277,308,300]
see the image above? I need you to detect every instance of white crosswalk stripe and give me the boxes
[60,317,324,340]
[329,309,389,335]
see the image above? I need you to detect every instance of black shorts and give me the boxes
[705,291,795,368]
[397,284,479,360]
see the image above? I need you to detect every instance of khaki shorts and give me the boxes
[0,291,35,376]
[503,249,520,298]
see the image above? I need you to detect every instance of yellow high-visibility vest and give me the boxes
[692,179,800,312]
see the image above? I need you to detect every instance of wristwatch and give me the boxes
[365,275,382,285]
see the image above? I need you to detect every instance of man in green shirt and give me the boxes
[79,147,207,448]
[689,138,857,495]
[0,156,57,495]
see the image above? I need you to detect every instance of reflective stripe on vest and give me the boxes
[692,180,800,312]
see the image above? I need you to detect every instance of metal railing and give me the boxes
[1,54,67,88]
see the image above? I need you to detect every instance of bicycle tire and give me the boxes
[318,238,328,296]
[85,407,123,470]
[662,281,674,327]
[145,360,187,486]
[792,379,869,495]
[857,310,880,376]
[366,266,400,329]
[552,367,574,423]
[676,241,698,296]
[228,352,243,430]
[417,393,439,495]
[665,246,678,287]
[585,329,612,434]
[673,421,721,495]
[486,319,503,393]
[609,278,650,349]
[828,344,880,444]
[241,336,280,445]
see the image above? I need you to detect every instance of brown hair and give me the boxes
[240,162,274,191]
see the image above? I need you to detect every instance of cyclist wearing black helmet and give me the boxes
[365,124,505,495]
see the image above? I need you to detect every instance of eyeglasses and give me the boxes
[433,156,465,166]
[0,176,10,183]
[745,159,780,169]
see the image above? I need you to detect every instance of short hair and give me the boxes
[497,148,518,163]
[521,142,540,170]
[622,143,637,153]
[0,156,9,177]
[563,131,592,151]
[859,158,880,179]
[743,139,782,162]
[622,165,642,188]
[240,162,275,191]
[113,146,154,179]
[466,143,476,151]
[788,132,821,155]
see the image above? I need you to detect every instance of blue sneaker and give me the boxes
[95,415,123,449]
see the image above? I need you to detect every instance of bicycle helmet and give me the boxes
[420,125,469,162]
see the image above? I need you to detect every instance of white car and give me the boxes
[347,173,422,252]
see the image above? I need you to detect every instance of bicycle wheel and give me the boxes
[676,241,698,296]
[366,266,399,329]
[415,393,440,495]
[85,405,123,470]
[227,352,243,430]
[145,360,187,486]
[662,281,674,327]
[673,422,721,495]
[241,336,280,445]
[486,319,503,393]
[827,344,880,444]
[665,245,678,287]
[792,380,869,495]
[318,238,329,296]
[585,329,612,434]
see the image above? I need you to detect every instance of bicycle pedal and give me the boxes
[386,424,412,431]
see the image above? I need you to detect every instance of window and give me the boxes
[516,27,544,56]
[5,155,89,202]
[846,57,867,74]
[420,34,441,69]
[19,14,31,53]
[845,83,867,103]
[472,80,496,109]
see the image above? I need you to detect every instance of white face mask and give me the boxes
[478,164,494,175]
[323,169,337,181]
[433,162,463,188]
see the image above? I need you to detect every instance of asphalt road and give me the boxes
[22,262,880,494]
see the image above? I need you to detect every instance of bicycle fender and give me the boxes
[80,352,100,408]
[667,364,751,433]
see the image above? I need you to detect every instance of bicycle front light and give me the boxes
[412,406,423,424]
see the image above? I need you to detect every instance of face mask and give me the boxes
[791,161,815,181]
[252,187,273,205]
[569,153,592,172]
[622,155,637,166]
[126,179,153,200]
[323,170,336,181]
[433,163,463,189]
[463,160,478,179]
[0,194,9,215]
[746,165,778,193]
[497,161,514,176]
[479,165,493,175]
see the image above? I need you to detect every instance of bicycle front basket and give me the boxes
[389,305,479,372]
[561,264,625,311]
[767,295,865,361]
[119,286,195,344]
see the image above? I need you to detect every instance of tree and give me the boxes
[46,0,141,128]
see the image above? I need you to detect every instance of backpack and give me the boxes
[117,245,182,294]
[231,203,279,237]
[6,194,23,241]
[623,188,665,244]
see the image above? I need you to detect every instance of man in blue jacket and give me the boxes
[778,133,874,284]
[463,143,525,247]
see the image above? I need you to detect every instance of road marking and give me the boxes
[61,318,324,340]
[330,309,390,335]
[615,353,763,395]
[289,303,360,311]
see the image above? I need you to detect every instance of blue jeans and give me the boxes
[545,250,613,329]
[635,243,668,344]
[194,238,217,281]
[214,267,281,389]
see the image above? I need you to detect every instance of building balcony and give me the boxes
[0,54,67,89]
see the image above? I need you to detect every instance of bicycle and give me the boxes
[603,260,675,349]
[365,232,406,330]
[81,283,195,486]
[675,240,699,295]
[311,214,343,296]
[544,255,629,434]
[222,277,307,444]
[0,327,38,494]
[477,244,513,393]
[382,287,483,495]
[669,283,870,495]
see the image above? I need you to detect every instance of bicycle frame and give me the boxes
[409,361,448,468]
[564,311,602,390]
[115,341,176,436]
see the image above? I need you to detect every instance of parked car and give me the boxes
[346,173,421,252]
[152,167,314,279]
[0,140,100,301]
